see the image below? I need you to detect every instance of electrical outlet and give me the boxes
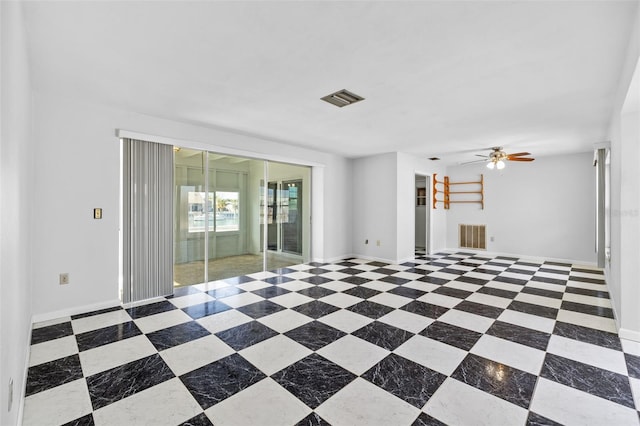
[376,240,381,246]
[365,239,369,244]
[8,378,13,412]
[59,273,70,285]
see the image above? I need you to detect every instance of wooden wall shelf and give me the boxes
[433,174,484,209]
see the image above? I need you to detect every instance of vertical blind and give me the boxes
[122,138,174,303]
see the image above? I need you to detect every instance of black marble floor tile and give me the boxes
[432,286,473,299]
[515,261,542,268]
[508,301,558,320]
[368,261,390,267]
[544,261,571,268]
[403,267,430,275]
[379,275,410,285]
[362,353,446,408]
[538,267,570,276]
[497,256,519,261]
[26,354,83,396]
[347,300,395,319]
[307,267,331,275]
[389,286,428,299]
[147,321,211,351]
[272,353,356,409]
[338,267,368,276]
[87,354,174,410]
[412,412,446,426]
[263,275,294,285]
[76,321,142,352]
[486,261,512,268]
[455,275,489,285]
[495,276,528,286]
[206,286,245,299]
[31,322,74,345]
[564,286,609,299]
[531,276,567,286]
[428,261,450,268]
[236,300,286,319]
[521,286,563,299]
[417,275,449,285]
[343,286,380,299]
[302,275,334,285]
[451,353,537,408]
[299,286,336,299]
[505,267,536,275]
[420,321,482,351]
[62,413,95,426]
[472,267,502,276]
[216,321,278,351]
[439,268,467,276]
[372,267,400,276]
[560,301,614,318]
[526,412,562,426]
[454,300,503,319]
[296,412,331,426]
[540,353,634,408]
[180,353,266,409]
[126,300,177,319]
[284,321,346,351]
[401,300,449,319]
[336,260,358,267]
[625,353,640,379]
[251,285,290,299]
[180,412,213,426]
[340,275,373,285]
[183,301,232,320]
[222,275,255,285]
[487,321,550,351]
[352,321,413,351]
[552,321,622,351]
[477,286,519,299]
[168,286,202,299]
[71,306,123,320]
[572,267,604,275]
[270,267,298,275]
[293,300,341,319]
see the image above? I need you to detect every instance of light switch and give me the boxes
[94,208,102,219]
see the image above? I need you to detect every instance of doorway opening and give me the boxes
[415,174,430,255]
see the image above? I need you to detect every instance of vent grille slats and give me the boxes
[321,89,365,107]
[459,224,486,250]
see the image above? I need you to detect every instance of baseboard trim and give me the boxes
[17,320,33,426]
[442,248,598,267]
[32,299,122,324]
[619,328,640,343]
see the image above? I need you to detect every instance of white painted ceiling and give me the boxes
[23,1,638,162]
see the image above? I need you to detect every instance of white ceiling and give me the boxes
[23,1,639,162]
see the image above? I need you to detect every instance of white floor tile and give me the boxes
[281,271,314,280]
[71,310,133,334]
[394,335,467,376]
[417,292,461,308]
[393,271,424,280]
[217,292,264,308]
[318,271,351,281]
[426,272,461,281]
[355,271,387,281]
[446,281,482,293]
[471,334,545,375]
[80,335,157,376]
[317,335,390,375]
[424,378,528,426]
[29,335,78,367]
[256,309,313,333]
[235,280,271,292]
[524,281,566,293]
[22,379,92,426]
[160,335,234,376]
[269,292,315,308]
[497,309,555,333]
[92,378,201,426]
[556,310,617,333]
[566,281,610,292]
[514,292,562,309]
[562,292,612,308]
[466,292,512,309]
[239,335,312,375]
[316,378,420,426]
[402,281,439,292]
[196,309,253,334]
[319,280,356,292]
[167,292,215,309]
[206,378,311,425]
[485,281,524,293]
[367,292,412,309]
[319,292,363,308]
[276,280,314,291]
[318,309,374,333]
[378,309,434,333]
[438,309,494,333]
[361,280,398,292]
[245,271,278,280]
[134,309,193,334]
[529,378,639,426]
[192,281,229,292]
[630,377,640,412]
[546,335,628,375]
[622,339,640,357]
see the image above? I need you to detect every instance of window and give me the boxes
[187,191,239,233]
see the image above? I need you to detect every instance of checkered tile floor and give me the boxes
[23,251,640,425]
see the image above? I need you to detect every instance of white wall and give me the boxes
[607,3,640,340]
[445,152,596,264]
[1,2,34,424]
[31,93,352,319]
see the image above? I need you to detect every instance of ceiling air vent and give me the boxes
[321,89,365,108]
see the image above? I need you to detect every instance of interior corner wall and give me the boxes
[30,93,352,319]
[607,3,640,341]
[445,152,597,264]
[1,1,34,424]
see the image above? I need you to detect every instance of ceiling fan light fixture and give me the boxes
[496,160,505,170]
[486,161,495,170]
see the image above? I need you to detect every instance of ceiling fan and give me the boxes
[464,147,535,170]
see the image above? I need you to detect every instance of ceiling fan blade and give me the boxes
[506,152,531,157]
[460,159,488,165]
[507,157,535,162]
[475,154,489,158]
